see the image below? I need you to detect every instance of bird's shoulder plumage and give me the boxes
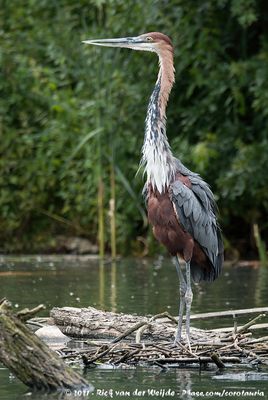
[169,161,224,282]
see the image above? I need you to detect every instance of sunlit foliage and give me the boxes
[1,0,268,256]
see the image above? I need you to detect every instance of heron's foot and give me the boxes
[185,333,192,353]
[173,334,193,353]
[173,332,182,346]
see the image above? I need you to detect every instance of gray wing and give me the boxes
[170,176,224,282]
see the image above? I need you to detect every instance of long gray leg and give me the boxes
[185,260,193,349]
[174,256,187,344]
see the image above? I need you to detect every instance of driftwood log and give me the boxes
[50,306,268,340]
[49,306,268,368]
[51,306,179,341]
[0,299,91,392]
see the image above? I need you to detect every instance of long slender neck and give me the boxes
[141,49,176,194]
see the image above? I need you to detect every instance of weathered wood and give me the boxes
[237,313,266,333]
[210,352,225,368]
[0,300,91,392]
[149,356,240,365]
[50,306,268,340]
[49,306,203,341]
[49,306,268,368]
[50,306,202,341]
[186,307,268,320]
[31,306,268,329]
[211,323,268,333]
[17,304,46,322]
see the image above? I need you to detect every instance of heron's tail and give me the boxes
[191,229,224,283]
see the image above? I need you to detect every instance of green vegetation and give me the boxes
[1,0,268,258]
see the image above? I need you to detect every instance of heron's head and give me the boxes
[82,32,173,55]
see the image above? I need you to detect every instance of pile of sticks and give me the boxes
[49,307,268,369]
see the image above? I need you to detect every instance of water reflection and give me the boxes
[111,261,117,312]
[0,257,268,399]
[1,364,267,400]
[0,257,268,327]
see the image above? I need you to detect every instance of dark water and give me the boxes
[0,256,268,400]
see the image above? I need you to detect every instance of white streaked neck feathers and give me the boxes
[141,48,176,193]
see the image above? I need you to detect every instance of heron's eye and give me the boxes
[146,36,153,42]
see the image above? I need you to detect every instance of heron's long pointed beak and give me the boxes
[82,36,144,49]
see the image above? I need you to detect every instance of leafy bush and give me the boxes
[1,0,268,257]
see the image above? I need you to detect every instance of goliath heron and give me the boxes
[83,32,224,346]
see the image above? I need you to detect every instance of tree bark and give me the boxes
[0,300,91,392]
[50,306,268,340]
[50,306,201,341]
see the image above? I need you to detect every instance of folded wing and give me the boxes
[169,176,224,282]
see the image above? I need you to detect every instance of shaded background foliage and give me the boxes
[1,0,268,257]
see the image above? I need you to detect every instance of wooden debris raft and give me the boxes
[50,306,268,368]
[0,299,91,392]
